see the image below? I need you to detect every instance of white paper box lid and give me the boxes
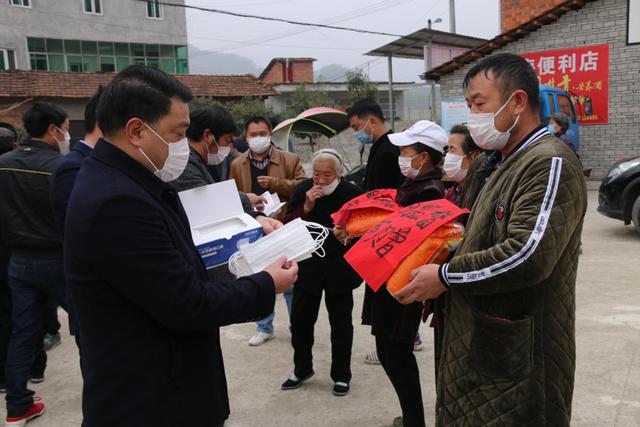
[178,180,243,229]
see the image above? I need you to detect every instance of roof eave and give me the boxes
[421,0,593,81]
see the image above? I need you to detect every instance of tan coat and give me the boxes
[229,147,306,203]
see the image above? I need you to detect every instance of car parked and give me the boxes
[598,155,640,232]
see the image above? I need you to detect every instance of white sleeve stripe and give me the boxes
[446,156,563,285]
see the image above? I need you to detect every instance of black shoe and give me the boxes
[332,382,349,396]
[281,371,314,390]
[0,382,6,393]
[29,373,45,384]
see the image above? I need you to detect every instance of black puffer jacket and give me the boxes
[0,139,63,256]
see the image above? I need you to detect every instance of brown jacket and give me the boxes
[229,147,306,201]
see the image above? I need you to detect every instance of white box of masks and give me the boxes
[179,180,263,269]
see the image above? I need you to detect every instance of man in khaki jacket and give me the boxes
[229,116,306,347]
[229,116,305,216]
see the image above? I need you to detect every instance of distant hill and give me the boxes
[188,44,262,76]
[315,64,351,82]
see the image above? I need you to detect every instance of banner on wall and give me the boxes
[521,44,609,125]
[629,0,640,44]
[440,99,470,133]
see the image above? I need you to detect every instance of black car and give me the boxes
[598,155,640,232]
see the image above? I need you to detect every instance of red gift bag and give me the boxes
[344,199,469,292]
[331,189,400,237]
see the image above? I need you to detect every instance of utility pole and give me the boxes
[426,18,441,123]
[449,0,456,34]
[387,55,395,131]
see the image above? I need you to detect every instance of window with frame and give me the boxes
[0,49,16,70]
[9,0,30,7]
[147,0,162,19]
[26,37,187,74]
[0,50,8,70]
[83,0,102,14]
[558,95,577,122]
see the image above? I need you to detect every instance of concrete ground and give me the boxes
[2,190,639,426]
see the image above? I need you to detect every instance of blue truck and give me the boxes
[538,84,580,151]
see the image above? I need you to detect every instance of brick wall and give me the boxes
[501,0,566,32]
[260,60,314,84]
[291,61,314,83]
[437,0,640,179]
[261,62,286,85]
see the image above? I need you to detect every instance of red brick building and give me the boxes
[500,0,567,32]
[259,58,316,85]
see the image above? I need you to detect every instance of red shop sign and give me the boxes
[521,44,609,125]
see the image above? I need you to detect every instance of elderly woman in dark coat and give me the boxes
[280,149,363,397]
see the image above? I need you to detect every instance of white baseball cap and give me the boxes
[389,120,448,153]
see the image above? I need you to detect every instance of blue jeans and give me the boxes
[5,256,69,416]
[256,286,293,334]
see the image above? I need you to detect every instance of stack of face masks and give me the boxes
[228,218,329,278]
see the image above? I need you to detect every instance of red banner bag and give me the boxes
[330,189,401,237]
[344,199,469,293]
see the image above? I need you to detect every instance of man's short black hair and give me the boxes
[97,65,193,135]
[450,124,479,155]
[22,101,68,138]
[0,122,17,154]
[84,86,104,135]
[410,143,443,167]
[463,53,539,111]
[346,98,384,122]
[244,116,272,133]
[186,107,238,142]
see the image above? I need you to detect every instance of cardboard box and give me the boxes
[179,180,263,269]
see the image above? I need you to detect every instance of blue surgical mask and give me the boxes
[355,120,374,144]
[548,124,557,135]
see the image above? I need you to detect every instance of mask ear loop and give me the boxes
[303,221,330,258]
[228,251,252,277]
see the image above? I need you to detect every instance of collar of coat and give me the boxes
[242,146,282,166]
[21,138,59,153]
[493,124,550,169]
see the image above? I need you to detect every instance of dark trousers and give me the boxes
[43,296,61,336]
[376,337,426,427]
[291,287,354,383]
[0,279,46,385]
[5,256,69,416]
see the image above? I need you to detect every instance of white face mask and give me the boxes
[207,137,231,165]
[228,218,329,277]
[466,92,520,151]
[139,123,190,183]
[54,126,71,155]
[248,136,272,154]
[320,178,340,196]
[443,152,468,183]
[398,154,422,179]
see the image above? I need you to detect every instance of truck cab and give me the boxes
[538,84,580,151]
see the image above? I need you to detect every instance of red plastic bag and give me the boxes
[331,189,400,237]
[344,199,469,292]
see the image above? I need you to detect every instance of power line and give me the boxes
[138,0,405,37]
[208,0,411,54]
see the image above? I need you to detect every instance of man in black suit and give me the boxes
[50,87,103,230]
[64,65,298,427]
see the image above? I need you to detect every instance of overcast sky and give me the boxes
[185,0,500,82]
